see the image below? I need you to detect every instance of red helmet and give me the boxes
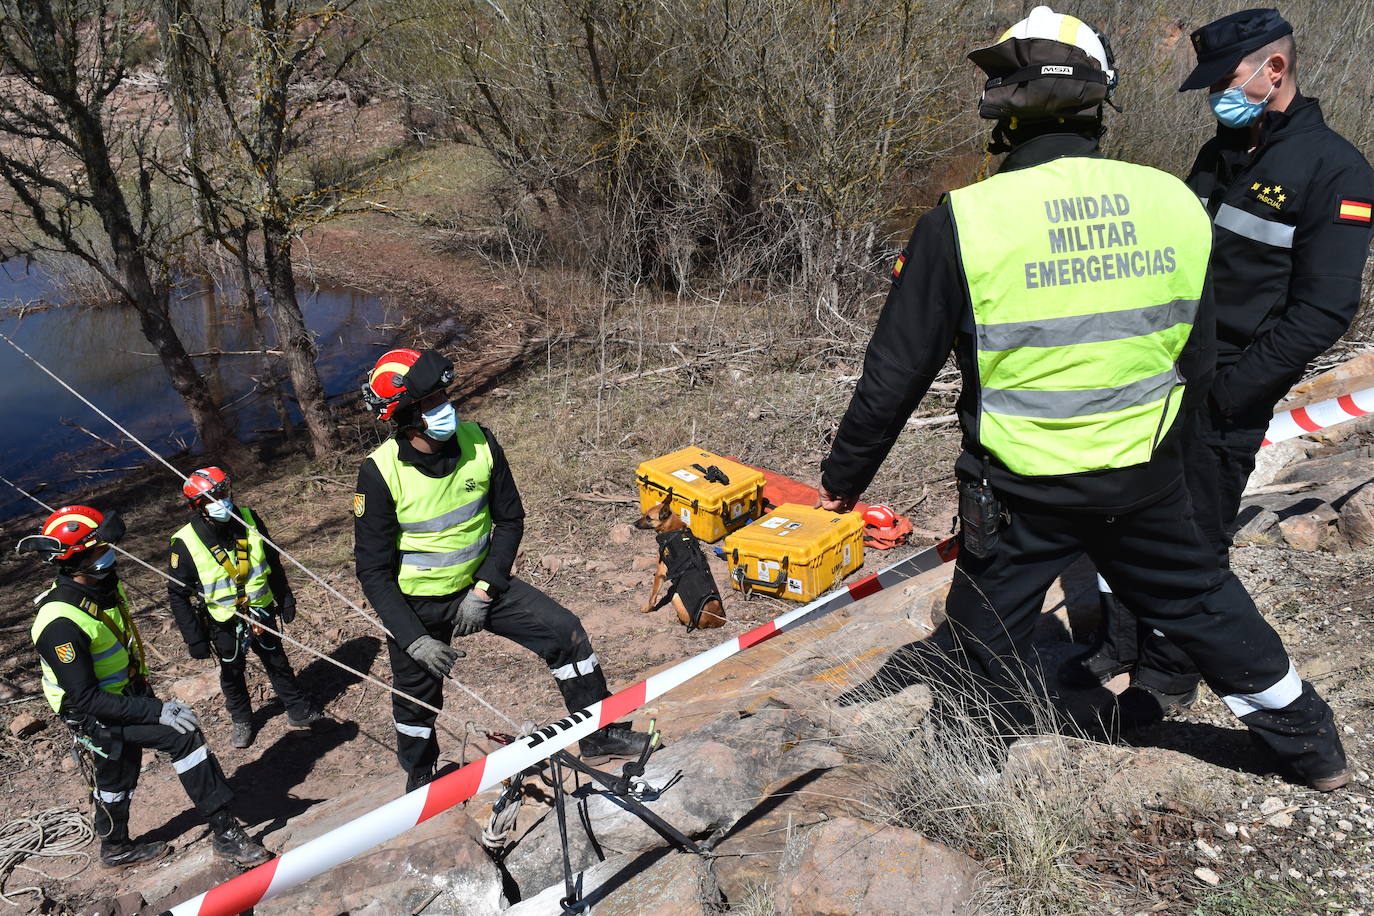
[16,505,125,563]
[183,466,230,503]
[862,505,897,529]
[362,348,454,421]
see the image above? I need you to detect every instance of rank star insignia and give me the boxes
[1272,185,1283,194]
[55,642,76,663]
[1262,186,1273,195]
[1277,193,1287,203]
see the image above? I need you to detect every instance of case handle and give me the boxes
[731,552,789,594]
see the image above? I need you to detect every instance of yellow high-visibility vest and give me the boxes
[946,157,1212,476]
[369,422,494,595]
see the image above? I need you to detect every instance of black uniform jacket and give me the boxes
[33,576,161,725]
[353,424,524,649]
[1186,96,1374,422]
[822,132,1216,515]
[168,509,292,657]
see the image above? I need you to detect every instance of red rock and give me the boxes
[8,712,44,739]
[1339,483,1374,548]
[777,816,979,915]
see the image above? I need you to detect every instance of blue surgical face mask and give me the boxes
[1208,62,1276,128]
[205,498,234,522]
[422,401,458,441]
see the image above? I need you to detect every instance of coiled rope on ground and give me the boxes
[0,806,94,906]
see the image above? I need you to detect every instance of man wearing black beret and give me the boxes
[1071,10,1374,771]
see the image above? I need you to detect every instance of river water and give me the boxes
[0,262,394,520]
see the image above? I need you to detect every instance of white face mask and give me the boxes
[205,498,234,522]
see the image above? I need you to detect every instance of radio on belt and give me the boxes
[724,503,864,602]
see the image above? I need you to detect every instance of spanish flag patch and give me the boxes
[891,254,905,280]
[55,642,76,663]
[1336,197,1372,226]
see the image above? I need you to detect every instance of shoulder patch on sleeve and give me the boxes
[1336,196,1372,226]
[891,253,906,280]
[353,493,366,517]
[55,642,76,664]
[170,552,179,569]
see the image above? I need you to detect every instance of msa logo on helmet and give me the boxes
[1040,65,1074,76]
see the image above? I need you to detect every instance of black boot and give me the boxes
[97,799,169,869]
[1059,647,1133,689]
[405,765,435,793]
[579,722,652,761]
[230,719,254,749]
[287,705,323,728]
[1099,683,1200,738]
[209,809,271,867]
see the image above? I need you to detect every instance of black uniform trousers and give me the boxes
[388,577,609,778]
[209,614,310,724]
[928,483,1345,781]
[1099,406,1271,693]
[75,714,234,834]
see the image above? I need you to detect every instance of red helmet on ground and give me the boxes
[183,467,231,504]
[362,348,454,422]
[862,505,897,529]
[16,505,125,563]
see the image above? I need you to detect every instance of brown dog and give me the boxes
[633,501,726,629]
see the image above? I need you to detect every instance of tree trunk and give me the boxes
[232,226,293,440]
[261,218,340,456]
[76,116,246,463]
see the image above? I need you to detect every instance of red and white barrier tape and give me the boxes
[1262,386,1374,447]
[164,538,958,916]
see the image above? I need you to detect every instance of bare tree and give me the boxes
[157,0,399,457]
[0,0,246,460]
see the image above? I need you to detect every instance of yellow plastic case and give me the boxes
[634,447,765,543]
[723,503,865,602]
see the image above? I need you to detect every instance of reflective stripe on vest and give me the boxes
[369,422,494,596]
[946,157,1212,476]
[31,583,141,714]
[172,507,275,623]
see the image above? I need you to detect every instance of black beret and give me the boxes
[1179,8,1292,91]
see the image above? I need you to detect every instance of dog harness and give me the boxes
[654,529,721,630]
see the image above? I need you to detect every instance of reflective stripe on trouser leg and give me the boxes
[1221,662,1303,717]
[1096,574,1111,594]
[173,744,209,774]
[1236,679,1347,781]
[95,788,131,803]
[394,719,433,740]
[550,653,600,681]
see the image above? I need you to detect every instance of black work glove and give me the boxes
[406,635,465,679]
[278,596,297,625]
[187,641,211,661]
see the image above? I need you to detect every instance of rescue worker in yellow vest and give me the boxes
[355,348,650,791]
[168,467,321,749]
[817,6,1348,790]
[20,506,271,868]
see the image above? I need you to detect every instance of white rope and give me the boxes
[0,806,94,906]
[0,331,519,730]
